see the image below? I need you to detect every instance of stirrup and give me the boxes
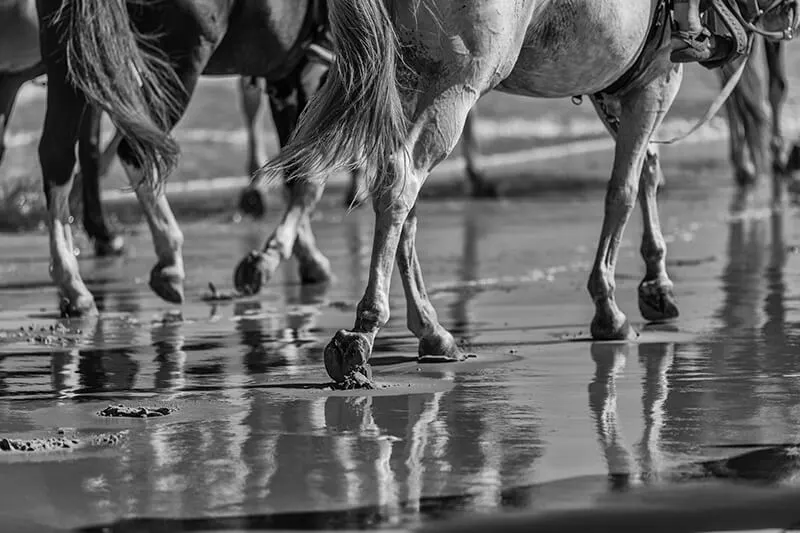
[671,28,715,62]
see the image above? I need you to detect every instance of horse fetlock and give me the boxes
[53,272,96,318]
[94,234,126,257]
[587,270,615,304]
[355,300,390,333]
[59,291,98,318]
[324,329,375,383]
[638,277,679,322]
[640,242,666,266]
[590,300,638,341]
[467,174,499,198]
[238,186,267,219]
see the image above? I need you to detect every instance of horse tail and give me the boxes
[55,0,183,188]
[260,0,408,193]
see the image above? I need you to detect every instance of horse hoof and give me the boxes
[638,280,679,322]
[418,328,467,363]
[59,293,98,318]
[590,315,638,341]
[324,329,373,383]
[298,256,335,285]
[233,250,281,295]
[149,263,185,304]
[238,187,267,219]
[94,235,126,257]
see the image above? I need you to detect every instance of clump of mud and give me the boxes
[0,431,126,453]
[98,405,175,418]
[201,282,238,302]
[329,372,375,391]
[327,364,377,391]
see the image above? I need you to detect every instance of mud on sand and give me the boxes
[0,430,128,454]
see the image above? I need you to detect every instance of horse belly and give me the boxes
[498,0,654,97]
[0,0,40,72]
[203,0,308,77]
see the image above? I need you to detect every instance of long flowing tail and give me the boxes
[55,0,183,187]
[260,0,408,193]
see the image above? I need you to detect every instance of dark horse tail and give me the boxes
[259,0,407,193]
[56,0,182,186]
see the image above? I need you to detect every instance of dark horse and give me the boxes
[36,0,341,316]
[720,37,792,204]
[2,0,124,256]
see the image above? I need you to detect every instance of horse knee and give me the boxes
[605,183,637,211]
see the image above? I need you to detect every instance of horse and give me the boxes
[1,0,125,255]
[719,38,791,205]
[36,0,359,317]
[234,0,800,382]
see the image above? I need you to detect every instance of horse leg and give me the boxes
[764,41,790,202]
[78,105,125,257]
[38,73,97,315]
[590,97,678,324]
[116,54,216,304]
[396,205,465,361]
[237,77,269,218]
[587,67,682,340]
[234,75,333,291]
[636,146,679,322]
[235,176,331,290]
[323,84,480,380]
[725,96,755,189]
[461,108,497,198]
[721,44,769,208]
[241,76,268,175]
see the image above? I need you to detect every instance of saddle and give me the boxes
[598,0,749,99]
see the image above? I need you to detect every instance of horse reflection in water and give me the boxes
[51,276,143,398]
[588,341,674,488]
[664,204,800,444]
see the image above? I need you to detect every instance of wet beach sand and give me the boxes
[2,166,800,531]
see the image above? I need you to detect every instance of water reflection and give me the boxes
[151,315,187,394]
[588,340,676,491]
[663,208,800,451]
[447,206,485,341]
[6,199,800,531]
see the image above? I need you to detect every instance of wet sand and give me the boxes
[1,160,800,531]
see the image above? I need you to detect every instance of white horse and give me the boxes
[239,0,799,383]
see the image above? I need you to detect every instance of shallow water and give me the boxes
[2,179,800,531]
